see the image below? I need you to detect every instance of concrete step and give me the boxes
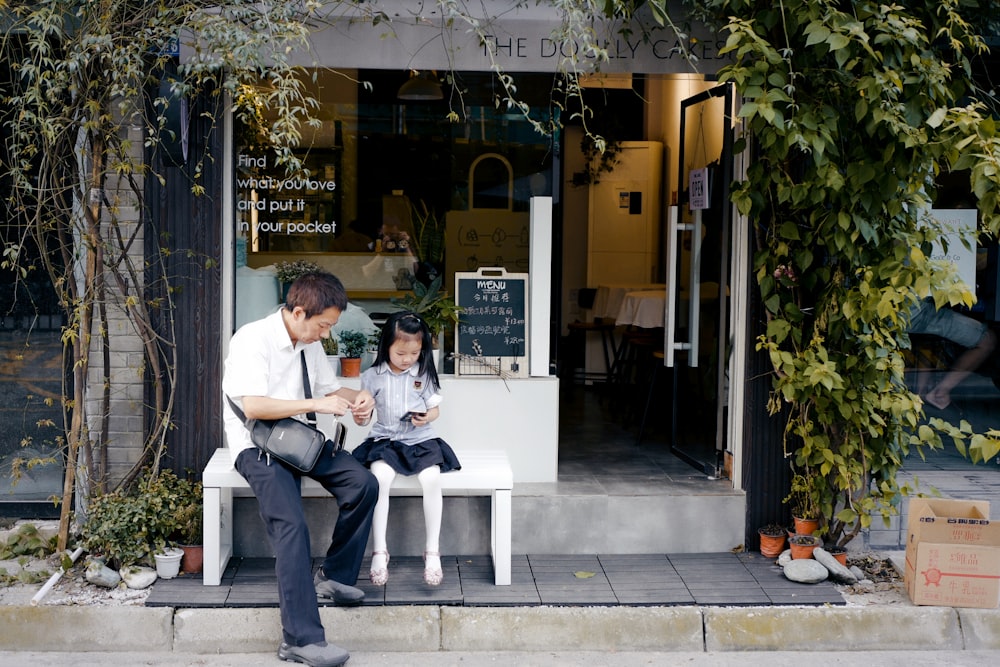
[231,486,746,558]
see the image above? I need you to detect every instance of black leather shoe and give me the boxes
[278,641,349,667]
[314,569,365,605]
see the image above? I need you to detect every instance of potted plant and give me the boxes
[826,544,849,567]
[79,468,196,574]
[321,336,338,356]
[322,336,339,375]
[170,477,204,574]
[410,199,445,267]
[274,259,323,301]
[757,524,787,559]
[153,547,184,579]
[785,472,820,536]
[391,274,462,347]
[337,329,371,377]
[788,534,822,560]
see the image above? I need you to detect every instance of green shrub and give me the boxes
[0,523,57,560]
[80,469,202,568]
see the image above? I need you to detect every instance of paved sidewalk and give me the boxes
[1,649,1000,667]
[145,551,845,609]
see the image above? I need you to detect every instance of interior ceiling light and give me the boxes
[579,73,633,90]
[397,72,444,101]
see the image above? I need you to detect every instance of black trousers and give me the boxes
[235,441,377,646]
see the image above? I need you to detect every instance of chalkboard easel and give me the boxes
[454,268,529,378]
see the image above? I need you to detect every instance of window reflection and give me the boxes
[234,69,556,314]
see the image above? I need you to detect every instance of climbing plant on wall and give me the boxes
[696,0,1000,545]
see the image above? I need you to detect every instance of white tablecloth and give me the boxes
[591,283,665,320]
[616,290,666,329]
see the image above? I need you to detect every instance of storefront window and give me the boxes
[0,55,67,517]
[902,195,1000,438]
[233,68,556,328]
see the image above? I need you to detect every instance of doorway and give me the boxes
[666,83,737,476]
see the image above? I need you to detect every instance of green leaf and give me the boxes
[828,33,849,51]
[767,318,792,343]
[779,221,800,240]
[804,25,831,47]
[926,107,948,128]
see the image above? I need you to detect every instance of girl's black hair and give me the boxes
[373,311,439,389]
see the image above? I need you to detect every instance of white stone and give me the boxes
[783,558,829,583]
[813,547,857,584]
[777,549,792,568]
[120,565,157,590]
[85,561,121,588]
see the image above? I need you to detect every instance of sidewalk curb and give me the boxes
[0,606,173,652]
[440,607,705,651]
[2,604,999,653]
[705,606,962,651]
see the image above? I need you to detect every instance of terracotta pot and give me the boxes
[793,516,819,536]
[827,546,848,567]
[340,356,362,377]
[758,529,787,559]
[180,544,204,574]
[789,535,822,560]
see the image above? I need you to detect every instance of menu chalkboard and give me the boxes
[455,268,529,378]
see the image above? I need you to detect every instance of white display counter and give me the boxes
[318,374,559,483]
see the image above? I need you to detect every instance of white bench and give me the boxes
[202,448,513,586]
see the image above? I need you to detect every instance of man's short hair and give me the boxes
[286,272,348,317]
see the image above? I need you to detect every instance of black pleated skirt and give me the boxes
[351,437,462,475]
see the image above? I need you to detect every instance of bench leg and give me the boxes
[203,486,233,586]
[491,489,512,585]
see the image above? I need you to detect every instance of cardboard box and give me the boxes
[904,498,1000,608]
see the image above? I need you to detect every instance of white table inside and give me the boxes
[616,289,666,329]
[591,283,666,321]
[584,283,664,379]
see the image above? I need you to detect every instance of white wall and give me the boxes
[319,375,559,483]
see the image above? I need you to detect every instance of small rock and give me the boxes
[849,565,866,580]
[777,549,792,568]
[119,566,157,590]
[853,579,876,593]
[813,547,857,584]
[783,558,829,584]
[85,561,121,588]
[0,557,51,578]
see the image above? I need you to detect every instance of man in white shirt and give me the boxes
[223,272,377,667]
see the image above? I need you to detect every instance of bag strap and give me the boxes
[224,350,318,425]
[225,394,249,423]
[300,350,317,425]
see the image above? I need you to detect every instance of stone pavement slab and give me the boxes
[145,551,846,609]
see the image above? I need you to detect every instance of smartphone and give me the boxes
[399,411,427,422]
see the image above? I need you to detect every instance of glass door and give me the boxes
[665,83,736,476]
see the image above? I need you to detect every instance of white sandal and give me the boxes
[369,550,389,586]
[423,551,443,586]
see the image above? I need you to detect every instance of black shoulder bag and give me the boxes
[226,351,345,472]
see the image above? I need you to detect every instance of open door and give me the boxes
[665,83,736,476]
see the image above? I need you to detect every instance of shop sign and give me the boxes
[296,1,728,74]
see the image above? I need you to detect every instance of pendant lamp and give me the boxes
[397,72,444,101]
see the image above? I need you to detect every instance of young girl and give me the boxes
[351,311,461,586]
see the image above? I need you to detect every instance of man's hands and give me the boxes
[311,394,356,416]
[349,390,374,423]
[316,389,374,421]
[242,389,375,422]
